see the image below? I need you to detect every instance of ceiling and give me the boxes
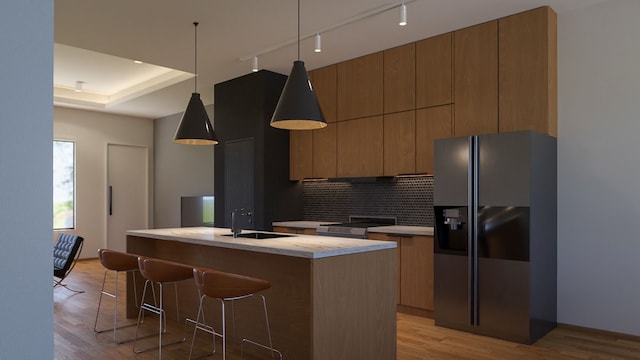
[54,0,606,120]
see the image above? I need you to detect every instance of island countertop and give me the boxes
[126,227,396,259]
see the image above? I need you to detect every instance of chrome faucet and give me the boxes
[231,208,252,238]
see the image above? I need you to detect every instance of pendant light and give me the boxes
[174,22,218,145]
[270,0,326,130]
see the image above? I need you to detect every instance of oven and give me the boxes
[316,215,397,239]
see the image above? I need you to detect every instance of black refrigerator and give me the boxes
[433,130,557,344]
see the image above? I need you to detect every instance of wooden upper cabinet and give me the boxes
[384,43,416,113]
[454,21,498,137]
[384,110,415,176]
[337,116,383,177]
[416,105,452,174]
[337,53,384,121]
[416,32,453,108]
[499,6,557,137]
[309,65,337,123]
[289,130,313,180]
[313,123,337,178]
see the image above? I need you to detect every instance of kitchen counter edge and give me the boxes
[127,227,396,259]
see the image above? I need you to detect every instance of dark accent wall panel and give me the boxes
[302,176,433,226]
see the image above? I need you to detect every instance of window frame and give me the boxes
[53,139,76,230]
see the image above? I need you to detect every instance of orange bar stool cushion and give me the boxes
[137,257,194,283]
[98,249,139,272]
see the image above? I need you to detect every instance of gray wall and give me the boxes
[54,107,154,258]
[0,0,53,358]
[558,0,640,335]
[153,105,215,228]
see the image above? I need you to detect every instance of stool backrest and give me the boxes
[195,268,271,299]
[98,249,139,271]
[137,257,193,283]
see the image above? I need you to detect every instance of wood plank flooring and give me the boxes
[54,260,640,359]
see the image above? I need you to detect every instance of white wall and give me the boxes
[153,107,215,228]
[54,107,154,259]
[558,0,640,335]
[0,1,53,358]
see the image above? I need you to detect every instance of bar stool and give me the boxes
[93,249,141,343]
[189,267,282,360]
[133,256,194,359]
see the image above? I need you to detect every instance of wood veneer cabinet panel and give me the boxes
[309,65,337,123]
[336,116,383,177]
[416,32,453,108]
[313,123,337,178]
[416,105,452,174]
[337,52,384,121]
[454,21,498,137]
[401,235,434,311]
[384,110,416,176]
[290,130,313,180]
[499,6,557,137]
[384,43,416,113]
[368,232,401,304]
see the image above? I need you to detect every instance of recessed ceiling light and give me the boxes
[133,60,143,64]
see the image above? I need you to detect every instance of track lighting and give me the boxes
[314,33,322,53]
[74,81,84,93]
[252,56,259,72]
[399,3,407,26]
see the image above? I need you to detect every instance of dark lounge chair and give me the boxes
[53,233,84,293]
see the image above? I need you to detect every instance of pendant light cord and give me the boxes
[297,0,300,61]
[193,21,199,93]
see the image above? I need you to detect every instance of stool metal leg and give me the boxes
[240,294,282,360]
[93,269,139,343]
[133,280,188,359]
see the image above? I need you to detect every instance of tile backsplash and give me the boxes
[302,176,433,226]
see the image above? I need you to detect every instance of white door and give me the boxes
[107,144,148,252]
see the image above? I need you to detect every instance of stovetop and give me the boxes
[317,216,397,239]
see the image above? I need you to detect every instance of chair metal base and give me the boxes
[53,278,84,294]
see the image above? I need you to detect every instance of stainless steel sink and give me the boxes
[222,232,296,239]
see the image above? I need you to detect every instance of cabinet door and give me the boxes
[400,235,434,310]
[289,130,313,180]
[416,105,452,174]
[454,21,498,137]
[383,110,415,176]
[416,32,453,108]
[313,123,337,178]
[309,65,337,123]
[499,6,557,137]
[336,116,383,177]
[384,43,416,113]
[337,52,384,121]
[368,232,400,305]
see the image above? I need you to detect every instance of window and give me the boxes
[53,140,75,229]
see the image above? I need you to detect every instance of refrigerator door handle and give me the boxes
[472,136,479,326]
[467,136,475,326]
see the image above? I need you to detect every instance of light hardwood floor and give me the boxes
[54,260,640,359]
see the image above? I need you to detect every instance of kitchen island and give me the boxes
[126,227,397,360]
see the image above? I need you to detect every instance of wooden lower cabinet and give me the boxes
[273,226,317,236]
[368,233,434,313]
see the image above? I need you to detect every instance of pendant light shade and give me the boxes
[174,22,218,145]
[270,60,326,130]
[270,0,326,130]
[174,93,217,145]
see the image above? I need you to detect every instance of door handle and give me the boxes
[108,186,113,216]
